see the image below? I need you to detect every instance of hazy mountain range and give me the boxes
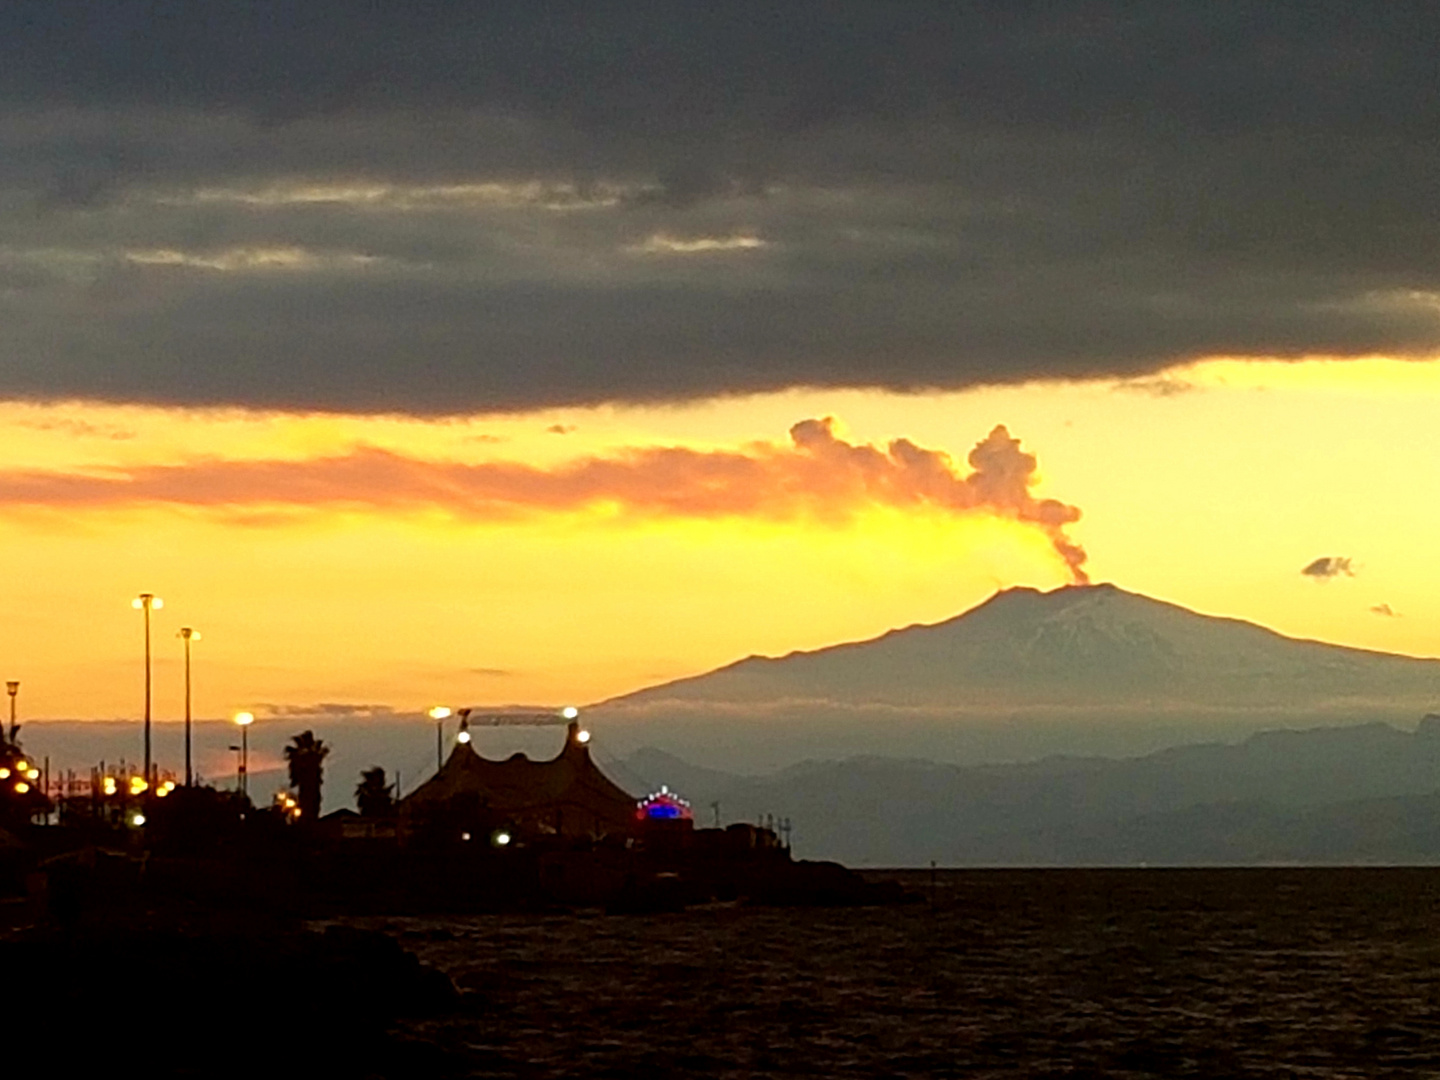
[614,719,1440,867]
[591,584,1440,769]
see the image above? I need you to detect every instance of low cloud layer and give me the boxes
[254,702,406,721]
[0,420,1087,579]
[0,4,1438,412]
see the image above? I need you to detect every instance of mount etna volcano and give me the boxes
[590,585,1440,770]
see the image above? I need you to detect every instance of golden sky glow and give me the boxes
[3,353,1439,722]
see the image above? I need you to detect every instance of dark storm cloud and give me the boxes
[1,2,1438,413]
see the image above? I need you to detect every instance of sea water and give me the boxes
[351,868,1440,1077]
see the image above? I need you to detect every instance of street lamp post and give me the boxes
[234,711,254,799]
[132,593,163,786]
[178,629,200,787]
[428,706,452,771]
[5,681,17,743]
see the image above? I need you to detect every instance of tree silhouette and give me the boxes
[355,766,395,817]
[284,730,329,822]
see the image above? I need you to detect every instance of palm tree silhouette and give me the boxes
[355,766,395,817]
[284,730,329,822]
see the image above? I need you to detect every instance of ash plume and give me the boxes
[790,420,1087,582]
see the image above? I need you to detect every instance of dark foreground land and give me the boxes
[8,867,1440,1077]
[362,867,1440,1078]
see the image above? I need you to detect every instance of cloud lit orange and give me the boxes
[0,419,1087,581]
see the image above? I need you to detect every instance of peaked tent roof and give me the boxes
[402,721,637,827]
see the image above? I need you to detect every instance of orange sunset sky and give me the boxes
[2,355,1437,723]
[4,7,1439,729]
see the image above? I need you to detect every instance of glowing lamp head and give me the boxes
[26,769,39,781]
[492,829,511,847]
[0,768,9,779]
[456,730,471,744]
[14,781,29,794]
[428,705,452,720]
[179,627,199,641]
[576,729,591,744]
[561,706,579,720]
[130,812,146,827]
[15,760,27,772]
[102,777,118,795]
[234,711,254,727]
[133,594,162,609]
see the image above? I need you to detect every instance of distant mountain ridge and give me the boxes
[588,584,1440,770]
[603,584,1440,711]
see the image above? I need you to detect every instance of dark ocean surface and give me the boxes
[348,868,1440,1078]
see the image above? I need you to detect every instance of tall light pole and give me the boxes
[178,629,200,787]
[234,711,254,799]
[5,681,17,743]
[428,706,451,771]
[132,593,163,785]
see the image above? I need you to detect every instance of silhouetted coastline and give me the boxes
[1,720,905,1077]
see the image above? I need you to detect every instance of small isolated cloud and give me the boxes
[123,246,385,274]
[546,424,576,435]
[631,234,767,255]
[1302,556,1354,580]
[1113,376,1197,398]
[469,667,514,677]
[1370,603,1401,618]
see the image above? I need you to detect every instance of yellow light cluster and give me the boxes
[102,777,118,796]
